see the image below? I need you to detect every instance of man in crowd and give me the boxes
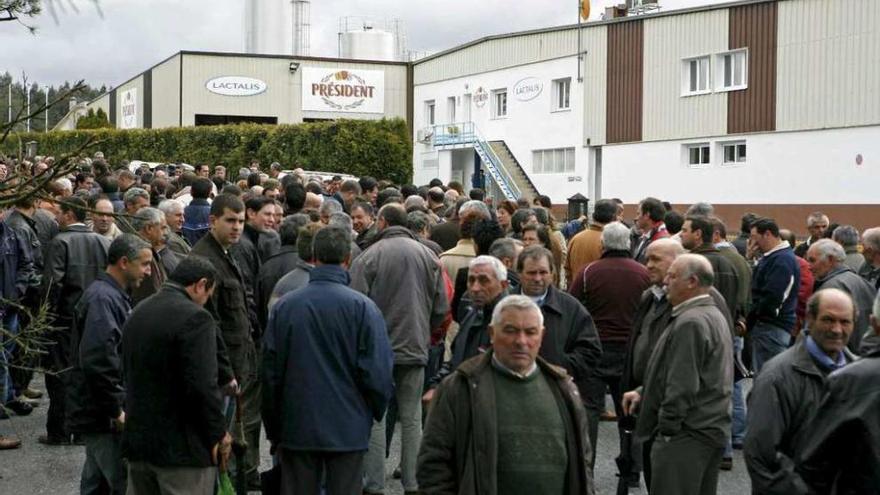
[439,200,491,283]
[622,255,732,495]
[680,215,740,320]
[860,227,880,288]
[732,213,759,258]
[796,291,880,494]
[831,225,865,272]
[318,198,342,225]
[123,256,232,494]
[744,288,857,494]
[336,179,362,214]
[418,295,595,494]
[430,197,467,252]
[158,199,190,257]
[350,203,449,495]
[513,246,602,404]
[359,176,379,206]
[91,197,123,241]
[806,239,878,353]
[747,218,800,373]
[350,201,377,250]
[42,197,111,445]
[489,238,523,290]
[68,234,152,494]
[565,198,616,286]
[268,223,321,309]
[181,178,213,245]
[256,214,309,325]
[569,221,650,464]
[793,211,830,259]
[118,188,150,234]
[130,208,170,305]
[189,194,256,487]
[263,227,394,494]
[632,197,669,264]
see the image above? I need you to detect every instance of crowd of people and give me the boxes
[0,151,878,495]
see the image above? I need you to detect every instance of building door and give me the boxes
[462,94,472,122]
[194,114,278,126]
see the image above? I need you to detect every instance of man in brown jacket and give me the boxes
[418,295,594,495]
[564,199,616,286]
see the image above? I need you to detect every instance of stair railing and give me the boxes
[431,122,521,200]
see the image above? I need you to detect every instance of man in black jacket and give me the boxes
[680,215,740,320]
[189,194,257,488]
[68,234,152,494]
[122,256,231,494]
[255,213,309,328]
[42,197,111,445]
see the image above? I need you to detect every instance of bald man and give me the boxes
[623,254,733,495]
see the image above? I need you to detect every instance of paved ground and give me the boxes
[0,377,752,494]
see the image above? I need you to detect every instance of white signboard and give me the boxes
[513,77,543,101]
[301,68,384,114]
[206,76,267,96]
[120,88,137,129]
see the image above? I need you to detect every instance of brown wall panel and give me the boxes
[728,1,778,134]
[606,21,643,144]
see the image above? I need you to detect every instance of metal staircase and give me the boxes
[487,141,540,201]
[430,122,536,201]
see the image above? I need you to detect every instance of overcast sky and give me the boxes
[2,0,726,88]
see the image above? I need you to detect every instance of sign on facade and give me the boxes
[513,77,543,101]
[474,87,489,108]
[206,76,267,96]
[120,88,137,129]
[301,68,384,113]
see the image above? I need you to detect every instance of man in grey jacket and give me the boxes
[350,203,449,494]
[623,254,732,495]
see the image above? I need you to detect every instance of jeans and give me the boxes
[0,311,19,404]
[724,337,747,457]
[81,432,127,494]
[364,365,424,493]
[751,321,791,374]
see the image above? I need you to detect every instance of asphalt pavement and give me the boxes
[0,377,752,494]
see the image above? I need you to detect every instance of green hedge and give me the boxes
[1,118,413,183]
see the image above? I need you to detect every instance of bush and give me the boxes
[75,108,112,129]
[2,118,413,183]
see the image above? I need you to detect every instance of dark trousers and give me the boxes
[45,324,72,439]
[649,433,723,495]
[583,341,641,471]
[81,432,127,495]
[279,449,364,495]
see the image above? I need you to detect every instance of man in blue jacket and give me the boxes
[748,218,801,373]
[262,226,394,495]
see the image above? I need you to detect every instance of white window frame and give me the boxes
[719,141,747,166]
[681,55,711,96]
[425,100,435,126]
[552,78,571,112]
[684,143,711,168]
[446,96,456,123]
[491,88,508,119]
[715,49,749,92]
[532,147,576,174]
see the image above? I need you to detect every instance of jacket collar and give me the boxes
[188,198,210,206]
[63,224,91,233]
[762,240,792,258]
[789,338,856,378]
[690,243,720,254]
[601,249,632,259]
[456,350,569,382]
[817,264,853,285]
[671,294,712,317]
[374,225,418,242]
[9,209,37,229]
[443,238,476,257]
[537,285,564,315]
[96,271,131,302]
[308,264,350,285]
[162,281,195,302]
[266,245,298,261]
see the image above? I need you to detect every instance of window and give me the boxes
[425,100,435,126]
[716,50,748,91]
[491,89,507,118]
[721,142,747,165]
[682,56,710,96]
[685,143,711,167]
[447,96,456,123]
[532,147,576,173]
[552,78,571,111]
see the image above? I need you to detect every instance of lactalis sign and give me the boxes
[302,68,385,114]
[206,76,267,97]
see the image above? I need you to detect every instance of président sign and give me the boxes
[302,68,384,114]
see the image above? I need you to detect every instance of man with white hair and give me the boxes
[623,254,732,495]
[570,221,650,464]
[794,211,830,259]
[807,239,877,353]
[158,199,190,257]
[130,207,172,305]
[859,227,880,289]
[796,291,880,493]
[831,225,865,272]
[418,295,595,494]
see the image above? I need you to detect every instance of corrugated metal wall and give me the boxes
[414,29,578,85]
[606,20,643,144]
[582,26,608,146]
[777,0,880,131]
[642,9,729,142]
[150,55,180,128]
[728,2,777,134]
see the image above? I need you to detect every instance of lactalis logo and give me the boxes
[206,76,267,96]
